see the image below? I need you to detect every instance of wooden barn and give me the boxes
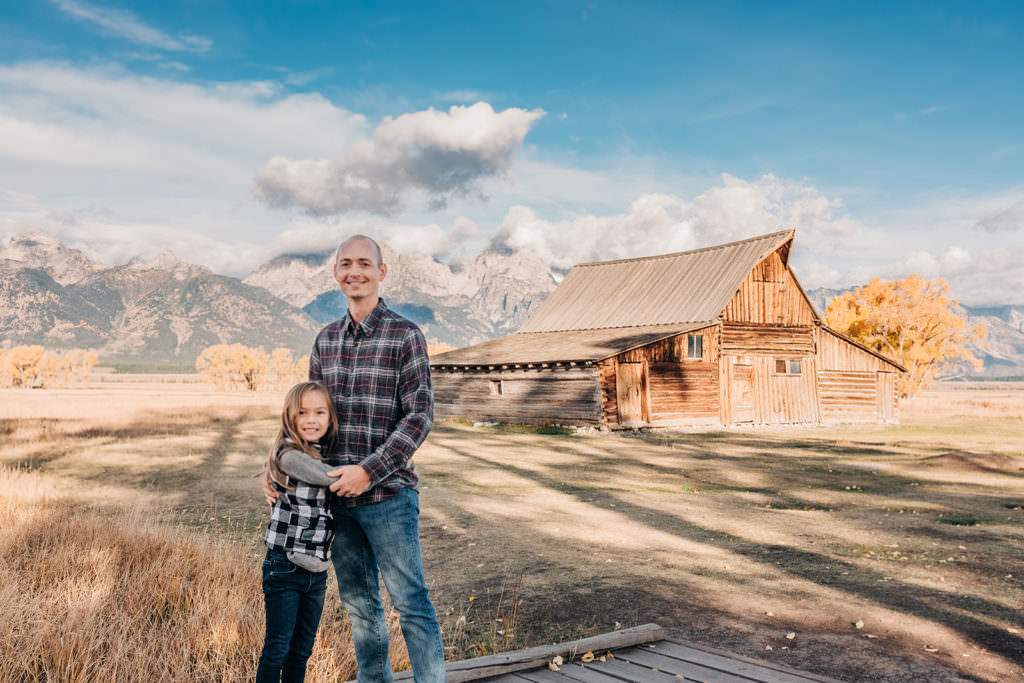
[431,230,904,428]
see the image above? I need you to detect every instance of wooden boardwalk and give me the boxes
[392,624,845,683]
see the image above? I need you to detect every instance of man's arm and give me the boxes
[331,326,432,495]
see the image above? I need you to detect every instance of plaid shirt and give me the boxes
[265,447,333,561]
[310,299,433,506]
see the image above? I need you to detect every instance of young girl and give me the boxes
[257,381,340,683]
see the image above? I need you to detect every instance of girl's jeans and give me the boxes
[256,549,328,683]
[332,488,446,683]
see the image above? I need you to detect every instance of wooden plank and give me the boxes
[661,638,846,683]
[579,656,699,682]
[615,647,749,682]
[390,624,665,682]
[515,665,624,683]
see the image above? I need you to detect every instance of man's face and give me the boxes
[334,238,386,303]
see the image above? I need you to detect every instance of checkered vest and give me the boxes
[264,450,333,561]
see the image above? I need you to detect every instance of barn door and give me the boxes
[877,372,895,422]
[731,360,754,423]
[616,362,649,426]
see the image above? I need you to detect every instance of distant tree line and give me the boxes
[195,341,453,392]
[0,346,98,388]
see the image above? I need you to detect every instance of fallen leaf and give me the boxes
[468,596,478,602]
[864,634,878,639]
[854,620,864,630]
[581,652,595,663]
[765,645,773,651]
[552,656,563,666]
[785,632,796,640]
[547,661,560,672]
[924,646,939,653]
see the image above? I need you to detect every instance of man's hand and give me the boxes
[262,470,279,505]
[329,465,371,498]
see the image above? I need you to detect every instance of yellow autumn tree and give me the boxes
[0,346,97,388]
[825,275,987,397]
[196,345,305,391]
[3,345,45,387]
[196,344,269,391]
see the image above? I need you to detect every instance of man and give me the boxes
[265,234,445,682]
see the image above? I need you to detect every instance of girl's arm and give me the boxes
[279,449,340,487]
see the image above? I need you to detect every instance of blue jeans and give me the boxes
[332,488,446,683]
[257,549,328,683]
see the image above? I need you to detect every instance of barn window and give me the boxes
[489,379,503,396]
[686,334,703,360]
[775,359,802,375]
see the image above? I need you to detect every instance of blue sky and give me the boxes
[0,0,1021,304]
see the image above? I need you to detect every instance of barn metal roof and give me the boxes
[430,322,714,366]
[519,229,795,333]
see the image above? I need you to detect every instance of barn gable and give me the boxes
[721,249,819,326]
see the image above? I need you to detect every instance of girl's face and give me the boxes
[294,389,331,443]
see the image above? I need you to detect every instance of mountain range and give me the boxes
[0,231,555,364]
[0,230,1020,378]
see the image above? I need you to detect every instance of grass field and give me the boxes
[1,381,1022,681]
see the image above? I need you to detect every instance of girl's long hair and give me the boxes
[266,381,338,489]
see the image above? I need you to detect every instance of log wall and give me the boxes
[648,361,719,422]
[433,366,602,425]
[721,323,815,356]
[722,252,816,326]
[598,359,617,427]
[818,370,877,422]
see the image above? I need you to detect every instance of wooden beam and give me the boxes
[388,624,664,683]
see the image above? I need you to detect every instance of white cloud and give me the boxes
[975,200,1024,233]
[0,61,367,214]
[252,102,545,216]
[52,0,212,52]
[489,174,857,269]
[832,245,1022,306]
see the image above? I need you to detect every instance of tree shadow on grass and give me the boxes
[430,435,1024,666]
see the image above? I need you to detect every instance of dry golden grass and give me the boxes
[902,382,1024,419]
[0,466,407,682]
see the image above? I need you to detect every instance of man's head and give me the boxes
[334,234,387,306]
